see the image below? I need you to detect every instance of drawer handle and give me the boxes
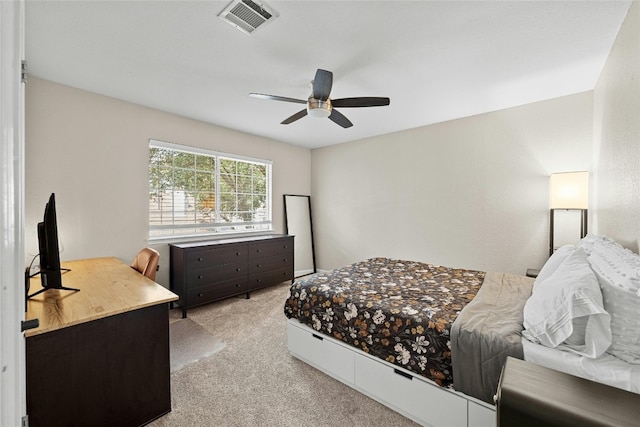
[198,275,203,279]
[257,249,262,253]
[198,293,203,297]
[236,252,241,256]
[236,268,241,272]
[393,368,413,380]
[235,283,241,288]
[198,257,204,262]
[312,333,324,341]
[257,264,261,268]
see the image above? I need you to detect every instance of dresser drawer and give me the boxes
[249,267,294,290]
[186,244,247,268]
[249,253,293,274]
[249,238,293,258]
[186,262,246,286]
[186,279,248,306]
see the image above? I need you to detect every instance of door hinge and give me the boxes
[22,415,29,427]
[21,60,27,84]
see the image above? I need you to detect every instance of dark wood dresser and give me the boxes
[170,234,294,317]
[496,356,640,427]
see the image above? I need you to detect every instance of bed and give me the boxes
[284,257,533,426]
[284,258,486,386]
[284,235,640,427]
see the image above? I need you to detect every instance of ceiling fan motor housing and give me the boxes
[307,97,332,118]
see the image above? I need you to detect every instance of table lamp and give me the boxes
[549,171,589,256]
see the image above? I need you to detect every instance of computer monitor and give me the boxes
[28,193,78,299]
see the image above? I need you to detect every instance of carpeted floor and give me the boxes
[149,282,418,427]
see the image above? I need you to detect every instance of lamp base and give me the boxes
[549,208,587,257]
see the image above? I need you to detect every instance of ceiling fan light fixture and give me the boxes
[307,97,332,118]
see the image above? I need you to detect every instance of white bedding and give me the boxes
[522,338,640,394]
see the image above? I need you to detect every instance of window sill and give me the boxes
[148,229,276,245]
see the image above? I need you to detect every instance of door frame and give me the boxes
[0,1,27,425]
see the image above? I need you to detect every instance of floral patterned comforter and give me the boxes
[284,257,485,388]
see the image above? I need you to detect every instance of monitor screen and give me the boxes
[38,193,63,288]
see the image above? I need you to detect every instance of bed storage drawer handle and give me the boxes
[394,368,413,380]
[312,333,324,341]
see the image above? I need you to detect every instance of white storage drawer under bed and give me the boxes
[287,319,355,384]
[355,352,467,427]
[286,319,495,427]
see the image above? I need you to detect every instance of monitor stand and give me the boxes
[27,268,80,299]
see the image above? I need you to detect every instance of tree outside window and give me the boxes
[148,140,271,239]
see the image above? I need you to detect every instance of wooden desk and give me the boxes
[25,257,178,427]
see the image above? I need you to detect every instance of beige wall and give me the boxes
[25,78,311,287]
[593,1,640,251]
[311,1,640,274]
[311,93,594,275]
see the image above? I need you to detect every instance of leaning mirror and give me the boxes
[284,195,316,278]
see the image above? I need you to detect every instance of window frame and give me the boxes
[148,139,273,242]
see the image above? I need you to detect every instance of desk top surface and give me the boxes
[25,257,178,337]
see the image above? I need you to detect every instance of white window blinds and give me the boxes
[148,140,272,239]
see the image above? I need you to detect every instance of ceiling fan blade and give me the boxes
[281,109,308,125]
[249,93,306,104]
[312,69,333,101]
[328,109,353,128]
[331,97,390,108]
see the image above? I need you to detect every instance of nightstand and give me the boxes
[525,268,540,278]
[496,357,640,427]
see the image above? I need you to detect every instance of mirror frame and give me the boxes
[283,194,316,278]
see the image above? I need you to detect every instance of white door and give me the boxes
[0,1,27,426]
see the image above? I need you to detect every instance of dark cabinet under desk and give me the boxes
[170,235,294,318]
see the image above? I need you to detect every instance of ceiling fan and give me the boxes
[250,69,390,128]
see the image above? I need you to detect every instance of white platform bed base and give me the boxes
[287,319,496,427]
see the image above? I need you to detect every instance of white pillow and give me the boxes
[588,237,640,294]
[577,233,611,255]
[599,284,640,364]
[523,248,611,358]
[535,244,575,285]
[587,237,640,363]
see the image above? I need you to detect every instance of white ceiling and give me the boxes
[25,1,632,149]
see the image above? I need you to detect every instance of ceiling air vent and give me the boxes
[218,0,278,36]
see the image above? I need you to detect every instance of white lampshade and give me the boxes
[549,171,589,209]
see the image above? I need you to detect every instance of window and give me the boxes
[148,140,272,239]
